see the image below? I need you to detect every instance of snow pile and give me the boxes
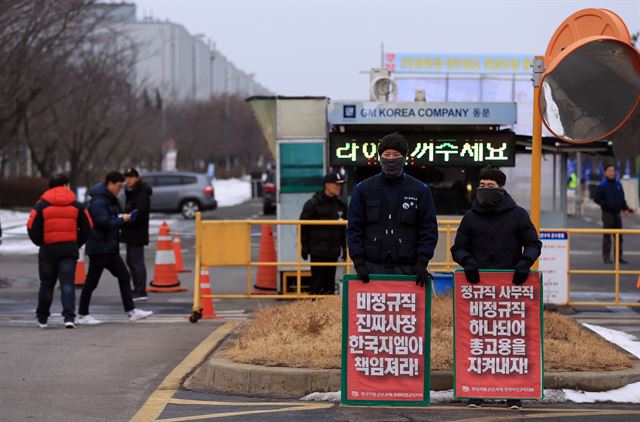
[300,385,640,403]
[212,177,251,208]
[563,382,640,403]
[300,391,340,402]
[583,323,640,359]
[0,209,37,254]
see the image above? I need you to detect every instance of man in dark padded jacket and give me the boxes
[78,171,152,325]
[451,166,542,410]
[347,132,438,287]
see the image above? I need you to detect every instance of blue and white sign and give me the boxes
[328,102,517,125]
[539,231,569,305]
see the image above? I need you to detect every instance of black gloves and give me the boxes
[513,259,531,285]
[415,256,431,287]
[353,259,369,283]
[301,247,309,261]
[463,257,480,284]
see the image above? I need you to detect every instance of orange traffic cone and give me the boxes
[173,235,190,273]
[253,224,277,293]
[199,266,220,319]
[74,247,86,287]
[148,222,187,293]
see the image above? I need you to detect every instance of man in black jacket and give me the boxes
[450,166,542,410]
[78,171,152,325]
[121,168,153,301]
[300,172,348,294]
[347,132,438,287]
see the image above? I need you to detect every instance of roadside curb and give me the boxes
[202,357,640,398]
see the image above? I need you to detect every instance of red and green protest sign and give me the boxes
[454,270,544,400]
[341,274,431,407]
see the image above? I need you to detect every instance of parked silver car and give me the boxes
[142,172,217,219]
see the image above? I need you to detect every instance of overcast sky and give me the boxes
[129,0,640,100]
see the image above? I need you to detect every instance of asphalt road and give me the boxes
[0,199,271,422]
[156,390,640,422]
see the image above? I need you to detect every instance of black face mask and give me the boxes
[476,188,505,208]
[380,157,405,179]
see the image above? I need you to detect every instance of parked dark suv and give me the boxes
[142,172,217,219]
[262,170,276,215]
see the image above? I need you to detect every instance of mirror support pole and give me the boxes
[531,56,545,270]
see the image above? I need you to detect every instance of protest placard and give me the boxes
[454,271,544,400]
[341,275,430,406]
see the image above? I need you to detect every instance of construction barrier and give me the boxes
[253,224,277,293]
[173,235,190,273]
[191,215,640,322]
[149,221,187,293]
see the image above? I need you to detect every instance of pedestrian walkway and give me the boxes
[0,310,248,327]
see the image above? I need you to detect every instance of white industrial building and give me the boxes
[100,3,271,103]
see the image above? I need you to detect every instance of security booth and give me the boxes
[247,96,329,293]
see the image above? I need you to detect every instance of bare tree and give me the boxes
[0,0,102,173]
[22,20,141,186]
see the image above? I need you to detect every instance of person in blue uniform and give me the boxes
[347,132,438,287]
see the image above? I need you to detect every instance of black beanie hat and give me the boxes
[378,132,408,156]
[49,174,70,188]
[479,166,507,186]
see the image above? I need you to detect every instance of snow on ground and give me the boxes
[583,323,640,359]
[213,176,251,208]
[0,210,37,255]
[301,386,640,403]
[563,382,640,403]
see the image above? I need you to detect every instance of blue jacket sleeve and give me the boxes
[89,197,124,232]
[593,183,604,207]
[347,184,366,262]
[417,185,438,261]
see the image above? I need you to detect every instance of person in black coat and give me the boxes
[347,132,438,287]
[121,168,153,300]
[78,171,152,325]
[300,172,348,294]
[450,166,542,410]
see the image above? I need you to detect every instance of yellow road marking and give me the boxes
[167,398,316,407]
[156,403,333,422]
[130,321,239,422]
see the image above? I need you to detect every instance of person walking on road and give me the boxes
[300,172,348,294]
[78,172,152,325]
[593,164,633,264]
[451,166,542,410]
[27,174,93,329]
[121,168,153,301]
[347,132,438,287]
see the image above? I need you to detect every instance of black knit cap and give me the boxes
[378,132,408,156]
[479,166,506,186]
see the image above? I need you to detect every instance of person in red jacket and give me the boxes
[27,174,93,329]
